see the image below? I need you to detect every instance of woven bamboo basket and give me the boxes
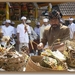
[25,56,53,72]
[25,56,67,72]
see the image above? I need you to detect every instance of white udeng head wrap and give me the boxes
[26,20,31,23]
[21,16,27,20]
[43,18,49,22]
[6,20,11,23]
[69,18,74,21]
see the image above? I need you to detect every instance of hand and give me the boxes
[51,43,64,52]
[37,43,44,50]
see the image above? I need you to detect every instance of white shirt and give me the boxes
[68,23,75,39]
[40,24,51,41]
[29,26,38,41]
[1,25,15,37]
[17,23,31,43]
[34,26,40,37]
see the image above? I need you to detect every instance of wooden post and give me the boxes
[6,2,9,19]
[48,3,52,12]
[35,8,38,20]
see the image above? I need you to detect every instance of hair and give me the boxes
[49,10,60,20]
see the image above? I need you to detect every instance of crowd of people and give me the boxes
[0,9,75,55]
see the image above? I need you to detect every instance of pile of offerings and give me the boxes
[41,49,67,70]
[0,36,29,71]
[21,46,29,55]
[63,40,75,68]
[40,39,75,70]
[25,49,67,72]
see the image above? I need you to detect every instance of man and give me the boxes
[68,17,75,40]
[26,19,38,53]
[34,22,40,40]
[17,16,31,52]
[40,18,51,41]
[26,19,38,41]
[37,10,70,52]
[1,19,15,46]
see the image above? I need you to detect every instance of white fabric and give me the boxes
[40,24,51,41]
[11,21,15,24]
[34,27,40,37]
[26,20,31,23]
[1,25,15,37]
[21,16,26,20]
[14,27,17,35]
[6,20,11,23]
[69,18,74,21]
[1,25,16,45]
[43,18,49,22]
[36,22,40,25]
[68,23,75,39]
[29,26,38,41]
[17,23,31,43]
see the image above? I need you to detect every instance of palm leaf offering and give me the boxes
[40,39,75,70]
[63,40,75,68]
[40,49,67,70]
[0,36,29,71]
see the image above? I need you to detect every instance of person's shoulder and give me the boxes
[1,25,5,28]
[72,23,75,26]
[44,25,51,30]
[40,25,44,29]
[10,25,14,28]
[61,24,69,29]
[60,24,69,32]
[17,23,22,27]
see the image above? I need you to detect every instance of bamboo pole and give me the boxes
[35,8,38,20]
[6,2,9,19]
[48,3,52,12]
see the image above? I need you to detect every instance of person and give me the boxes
[11,21,17,36]
[0,26,3,40]
[26,19,38,53]
[26,19,38,41]
[40,18,51,41]
[68,17,75,40]
[34,22,40,40]
[16,16,31,52]
[1,19,16,46]
[37,10,70,53]
[11,21,17,48]
[57,11,65,25]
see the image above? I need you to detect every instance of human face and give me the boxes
[21,19,26,24]
[5,23,10,27]
[69,20,73,24]
[27,23,31,26]
[43,22,48,26]
[50,18,60,28]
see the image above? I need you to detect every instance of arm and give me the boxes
[61,27,70,40]
[16,25,20,44]
[41,29,48,46]
[27,25,31,35]
[50,27,70,52]
[31,27,38,40]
